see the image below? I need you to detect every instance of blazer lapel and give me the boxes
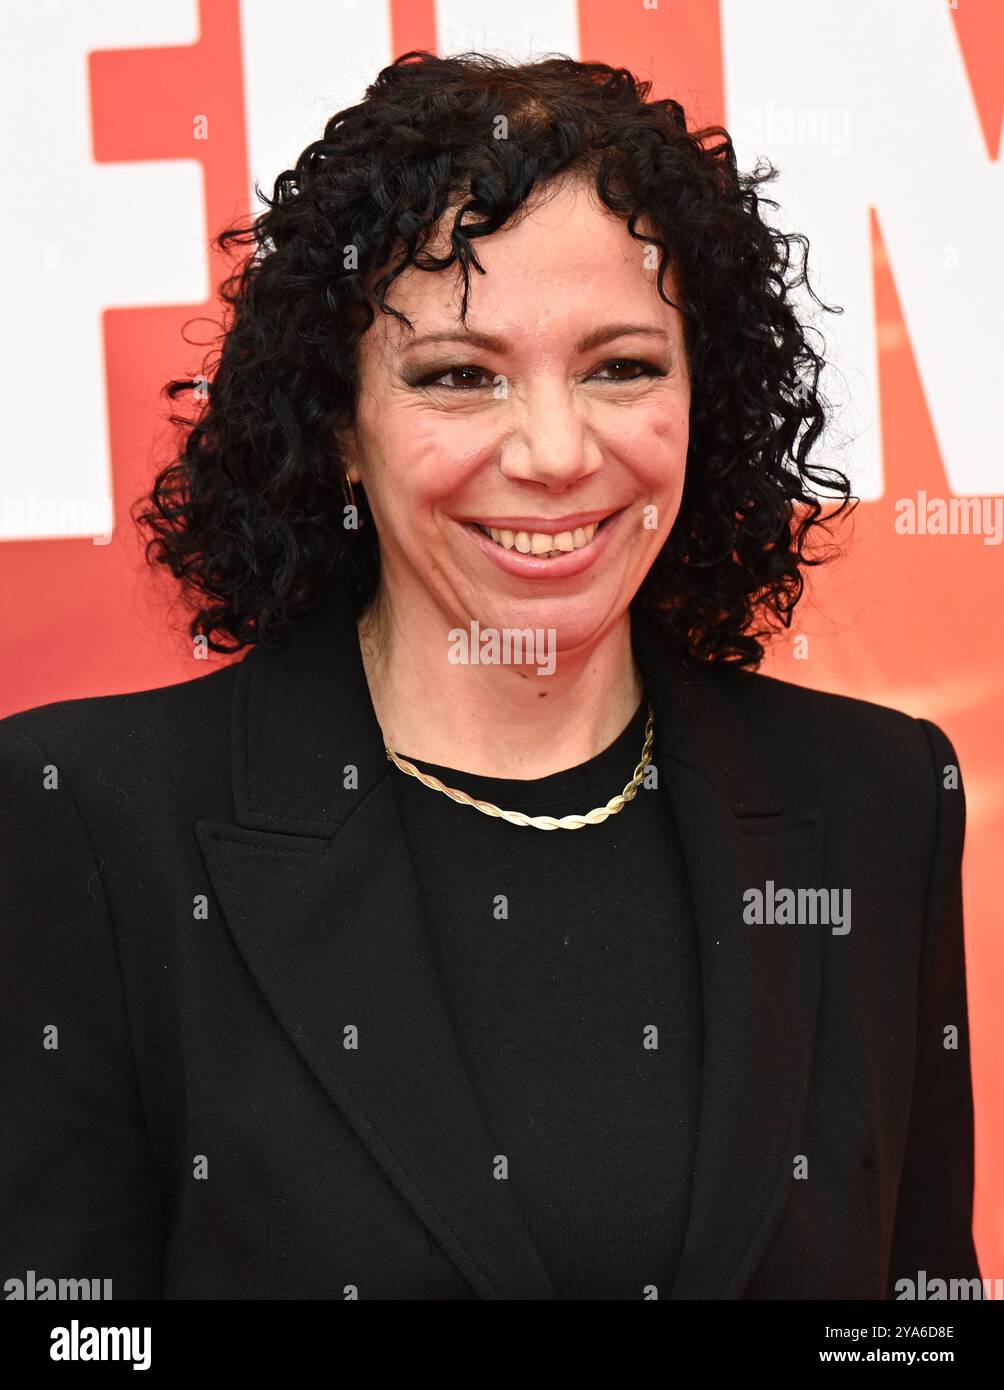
[631,607,825,1299]
[195,586,556,1300]
[196,585,824,1301]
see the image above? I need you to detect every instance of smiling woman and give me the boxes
[0,49,979,1303]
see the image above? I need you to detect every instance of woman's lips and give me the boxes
[456,507,627,580]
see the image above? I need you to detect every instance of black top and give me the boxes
[390,695,704,1299]
[0,580,981,1300]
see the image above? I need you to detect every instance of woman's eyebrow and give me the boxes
[578,324,671,352]
[398,324,671,355]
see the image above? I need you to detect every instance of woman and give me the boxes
[0,51,979,1300]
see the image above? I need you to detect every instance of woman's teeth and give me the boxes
[476,522,600,557]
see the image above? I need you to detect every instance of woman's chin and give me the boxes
[453,595,627,665]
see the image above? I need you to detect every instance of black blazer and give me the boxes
[0,586,980,1300]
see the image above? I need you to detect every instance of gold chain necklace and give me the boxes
[384,701,655,831]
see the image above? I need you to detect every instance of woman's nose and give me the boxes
[498,380,604,489]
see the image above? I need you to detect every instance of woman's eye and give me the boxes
[419,366,491,391]
[592,359,663,382]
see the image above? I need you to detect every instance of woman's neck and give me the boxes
[356,592,645,780]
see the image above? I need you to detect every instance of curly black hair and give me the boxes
[135,49,856,667]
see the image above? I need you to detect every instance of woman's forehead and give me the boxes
[360,193,678,357]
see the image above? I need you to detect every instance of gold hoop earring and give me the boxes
[340,472,357,511]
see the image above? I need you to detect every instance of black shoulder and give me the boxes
[0,658,242,770]
[694,660,957,811]
[700,661,919,736]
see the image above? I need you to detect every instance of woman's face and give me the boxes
[342,176,691,656]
